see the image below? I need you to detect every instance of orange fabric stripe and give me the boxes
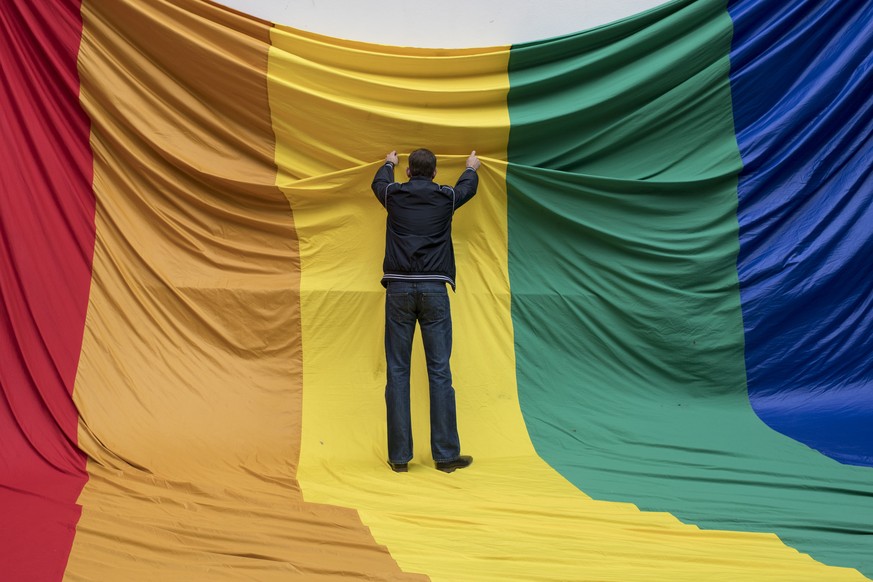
[66,1,420,579]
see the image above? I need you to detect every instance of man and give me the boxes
[372,148,480,473]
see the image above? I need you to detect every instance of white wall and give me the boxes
[215,0,670,47]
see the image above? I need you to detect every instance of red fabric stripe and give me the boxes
[0,0,94,579]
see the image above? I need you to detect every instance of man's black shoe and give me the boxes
[388,461,408,472]
[436,455,473,473]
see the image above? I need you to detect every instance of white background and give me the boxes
[215,0,670,47]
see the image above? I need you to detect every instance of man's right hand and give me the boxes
[466,150,480,171]
[386,150,399,166]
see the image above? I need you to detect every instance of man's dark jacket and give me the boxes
[372,162,478,290]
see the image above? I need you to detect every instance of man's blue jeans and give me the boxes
[384,280,461,464]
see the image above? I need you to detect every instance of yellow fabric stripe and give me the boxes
[268,23,862,582]
[267,25,528,463]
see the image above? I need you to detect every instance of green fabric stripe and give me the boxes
[506,0,873,576]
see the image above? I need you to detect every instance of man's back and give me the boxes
[385,177,453,238]
[372,153,478,289]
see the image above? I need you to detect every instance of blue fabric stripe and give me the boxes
[729,0,873,466]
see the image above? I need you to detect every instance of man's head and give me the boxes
[407,148,437,179]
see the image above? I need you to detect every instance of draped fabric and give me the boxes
[0,2,92,580]
[731,0,873,467]
[1,0,870,580]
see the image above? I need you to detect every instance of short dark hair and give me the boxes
[408,148,436,177]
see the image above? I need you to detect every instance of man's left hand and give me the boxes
[466,150,480,171]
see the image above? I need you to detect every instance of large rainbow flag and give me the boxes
[2,0,871,579]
